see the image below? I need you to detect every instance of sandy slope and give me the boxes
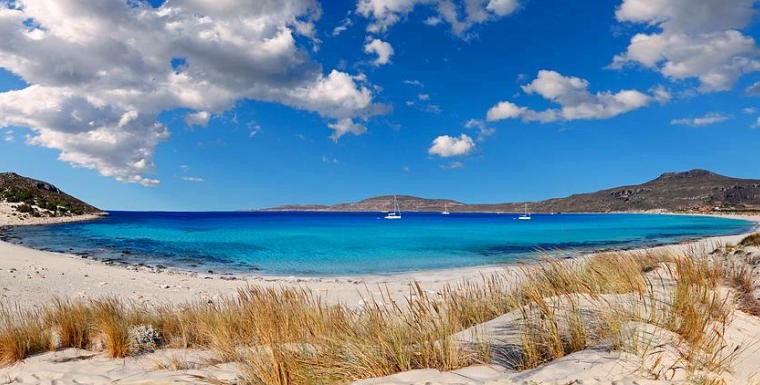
[0,201,105,226]
[0,212,757,384]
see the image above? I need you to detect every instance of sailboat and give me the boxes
[518,203,531,220]
[441,202,450,215]
[384,195,402,219]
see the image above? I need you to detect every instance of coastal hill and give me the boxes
[0,172,101,217]
[267,169,760,213]
[272,195,464,213]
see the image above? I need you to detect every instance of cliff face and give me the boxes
[267,170,760,213]
[0,172,101,216]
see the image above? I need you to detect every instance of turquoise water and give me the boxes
[1,212,753,276]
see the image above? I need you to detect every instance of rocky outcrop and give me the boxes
[0,172,101,216]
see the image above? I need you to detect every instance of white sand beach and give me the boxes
[0,212,759,384]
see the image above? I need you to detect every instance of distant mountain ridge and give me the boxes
[0,172,101,216]
[266,169,760,213]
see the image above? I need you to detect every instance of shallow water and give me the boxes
[2,211,753,276]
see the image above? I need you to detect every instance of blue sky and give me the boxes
[0,0,759,210]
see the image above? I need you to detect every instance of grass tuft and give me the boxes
[0,246,756,384]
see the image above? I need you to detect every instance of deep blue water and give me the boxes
[0,212,753,276]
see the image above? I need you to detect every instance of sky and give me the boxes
[0,0,759,211]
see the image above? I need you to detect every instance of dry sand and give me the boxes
[0,210,758,384]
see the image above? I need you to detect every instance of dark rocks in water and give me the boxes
[248,266,262,271]
[207,270,214,274]
[121,250,132,255]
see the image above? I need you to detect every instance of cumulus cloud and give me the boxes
[356,0,520,37]
[428,133,475,157]
[184,111,210,128]
[182,176,204,182]
[486,70,654,123]
[486,101,526,121]
[328,118,368,141]
[363,38,394,66]
[670,113,730,127]
[611,0,760,92]
[0,0,383,186]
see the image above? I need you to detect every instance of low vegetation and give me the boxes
[740,233,760,247]
[0,247,757,384]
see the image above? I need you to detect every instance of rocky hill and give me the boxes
[266,170,760,213]
[267,195,463,212]
[0,172,101,217]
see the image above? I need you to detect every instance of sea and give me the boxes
[0,211,753,276]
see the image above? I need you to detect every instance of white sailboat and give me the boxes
[518,203,531,220]
[384,195,402,219]
[441,202,450,215]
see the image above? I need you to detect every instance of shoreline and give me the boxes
[0,212,758,311]
[0,210,755,280]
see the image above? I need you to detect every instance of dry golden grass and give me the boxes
[730,265,760,316]
[740,233,760,247]
[0,305,49,366]
[0,247,756,384]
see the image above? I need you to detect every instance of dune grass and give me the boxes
[0,247,756,384]
[740,233,760,247]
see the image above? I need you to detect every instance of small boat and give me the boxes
[384,195,402,219]
[441,202,450,215]
[518,203,531,220]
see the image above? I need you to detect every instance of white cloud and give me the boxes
[356,0,520,37]
[486,101,526,121]
[440,161,464,169]
[184,111,210,128]
[328,118,368,141]
[650,86,671,104]
[747,81,760,95]
[403,79,424,87]
[742,107,757,114]
[670,113,730,127]
[424,16,442,26]
[332,17,353,36]
[3,129,13,143]
[182,176,204,182]
[464,119,495,141]
[423,104,442,114]
[611,0,760,92]
[248,121,262,137]
[428,133,475,157]
[363,38,394,66]
[417,93,430,100]
[486,70,654,123]
[486,0,518,16]
[0,0,384,186]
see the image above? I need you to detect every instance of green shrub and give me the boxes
[15,204,33,213]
